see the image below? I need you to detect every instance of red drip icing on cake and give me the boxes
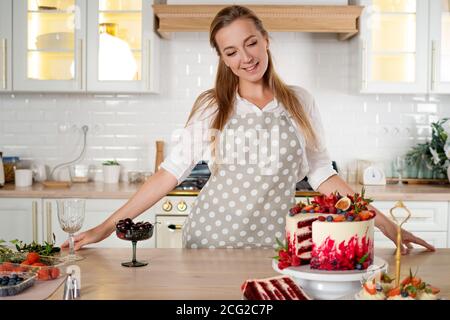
[310,234,374,270]
[242,275,311,300]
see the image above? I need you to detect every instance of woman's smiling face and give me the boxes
[214,18,269,83]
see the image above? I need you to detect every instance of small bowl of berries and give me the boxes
[115,218,154,268]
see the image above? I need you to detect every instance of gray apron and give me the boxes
[182,110,305,248]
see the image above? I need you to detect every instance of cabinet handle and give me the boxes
[361,39,368,90]
[168,224,182,230]
[146,39,151,90]
[431,40,437,91]
[78,39,83,89]
[32,201,38,242]
[2,38,6,90]
[46,202,53,243]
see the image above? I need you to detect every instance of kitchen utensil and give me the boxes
[393,156,406,184]
[389,201,412,288]
[42,180,71,188]
[35,32,74,50]
[31,163,47,182]
[70,164,89,183]
[57,199,85,262]
[99,23,118,36]
[154,141,164,172]
[128,171,143,183]
[14,169,33,187]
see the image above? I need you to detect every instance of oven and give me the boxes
[155,195,196,248]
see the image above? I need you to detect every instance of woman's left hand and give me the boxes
[381,221,436,254]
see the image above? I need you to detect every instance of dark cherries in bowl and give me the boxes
[116,218,153,241]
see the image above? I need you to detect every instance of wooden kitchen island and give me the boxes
[47,248,450,300]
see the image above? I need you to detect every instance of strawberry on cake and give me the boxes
[279,188,376,271]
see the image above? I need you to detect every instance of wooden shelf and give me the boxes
[386,178,449,185]
[153,4,364,40]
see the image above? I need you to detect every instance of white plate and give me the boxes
[272,257,388,300]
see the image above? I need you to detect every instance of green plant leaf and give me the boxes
[358,252,369,264]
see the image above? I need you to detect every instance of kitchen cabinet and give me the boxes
[12,0,87,92]
[429,0,450,93]
[86,0,160,93]
[0,198,41,243]
[0,0,12,92]
[11,0,159,93]
[352,0,450,94]
[371,200,448,248]
[42,198,156,248]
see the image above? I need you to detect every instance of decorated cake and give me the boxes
[357,270,441,300]
[241,275,312,300]
[278,189,376,271]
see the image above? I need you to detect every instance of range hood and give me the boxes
[153,4,363,40]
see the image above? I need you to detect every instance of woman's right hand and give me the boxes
[61,224,112,251]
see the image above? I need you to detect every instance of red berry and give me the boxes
[278,261,291,270]
[26,252,40,264]
[279,250,290,261]
[37,269,50,280]
[318,216,326,221]
[291,255,301,266]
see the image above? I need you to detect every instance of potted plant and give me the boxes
[102,160,121,184]
[405,118,449,180]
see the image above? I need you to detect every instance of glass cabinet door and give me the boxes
[13,0,86,91]
[0,0,12,91]
[429,0,450,93]
[86,0,159,93]
[359,0,428,93]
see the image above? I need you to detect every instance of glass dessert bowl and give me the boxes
[115,218,153,267]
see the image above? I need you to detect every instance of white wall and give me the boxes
[1,32,450,181]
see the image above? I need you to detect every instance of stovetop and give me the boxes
[174,161,338,192]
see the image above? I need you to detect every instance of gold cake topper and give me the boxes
[389,200,412,287]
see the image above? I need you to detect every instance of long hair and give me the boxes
[185,5,318,170]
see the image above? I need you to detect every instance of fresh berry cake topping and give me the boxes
[288,188,376,222]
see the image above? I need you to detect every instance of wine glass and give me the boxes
[394,156,406,185]
[57,199,85,261]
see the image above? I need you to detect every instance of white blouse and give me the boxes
[160,86,337,191]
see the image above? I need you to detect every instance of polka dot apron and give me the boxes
[183,110,305,249]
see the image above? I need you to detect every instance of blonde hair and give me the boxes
[185,5,318,172]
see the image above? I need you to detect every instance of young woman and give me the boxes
[64,5,434,254]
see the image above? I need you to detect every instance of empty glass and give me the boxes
[57,199,85,261]
[393,156,406,184]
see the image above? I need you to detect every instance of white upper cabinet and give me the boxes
[86,0,159,93]
[354,0,429,94]
[429,0,450,93]
[10,0,159,93]
[13,0,87,92]
[0,0,12,92]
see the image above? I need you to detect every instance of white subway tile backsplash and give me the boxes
[2,33,450,177]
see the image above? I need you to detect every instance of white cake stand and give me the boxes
[272,257,388,300]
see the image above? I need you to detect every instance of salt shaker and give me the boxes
[72,276,80,299]
[62,266,82,300]
[63,272,74,300]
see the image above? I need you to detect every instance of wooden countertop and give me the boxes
[47,248,449,300]
[2,181,450,201]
